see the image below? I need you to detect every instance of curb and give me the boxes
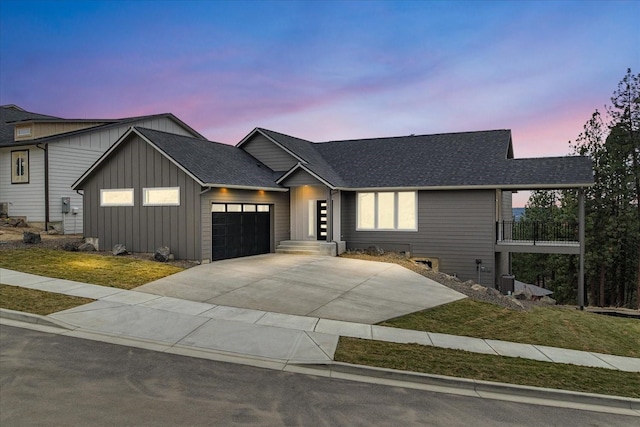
[297,362,640,414]
[0,308,77,330]
[2,309,639,415]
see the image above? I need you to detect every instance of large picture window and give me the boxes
[11,150,29,184]
[143,187,180,206]
[100,189,134,207]
[357,191,416,231]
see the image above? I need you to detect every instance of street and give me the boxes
[1,325,636,426]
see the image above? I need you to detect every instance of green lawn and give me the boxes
[380,299,640,357]
[0,248,183,290]
[0,284,94,315]
[336,337,640,398]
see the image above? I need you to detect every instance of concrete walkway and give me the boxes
[136,254,466,324]
[2,268,639,373]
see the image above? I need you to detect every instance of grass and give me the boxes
[335,337,640,398]
[0,284,94,315]
[380,299,640,357]
[0,248,183,290]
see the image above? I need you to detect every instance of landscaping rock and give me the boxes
[47,229,59,235]
[470,283,486,292]
[486,287,501,297]
[540,296,557,305]
[112,243,127,256]
[22,231,41,244]
[154,246,171,262]
[78,242,96,252]
[63,241,81,251]
[16,219,29,227]
[365,245,385,256]
[513,292,527,300]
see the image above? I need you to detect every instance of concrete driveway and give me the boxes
[136,254,465,324]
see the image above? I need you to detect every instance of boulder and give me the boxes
[470,283,486,292]
[62,241,81,251]
[47,229,59,235]
[112,243,127,256]
[365,245,385,256]
[15,219,28,227]
[154,246,171,262]
[513,292,527,300]
[540,296,557,305]
[22,231,41,244]
[78,242,96,252]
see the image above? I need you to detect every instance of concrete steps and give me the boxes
[276,240,323,255]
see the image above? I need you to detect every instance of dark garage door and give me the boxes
[212,203,271,261]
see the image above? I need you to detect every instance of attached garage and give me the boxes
[211,203,271,260]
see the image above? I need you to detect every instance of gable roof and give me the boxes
[0,105,60,145]
[0,105,206,148]
[73,127,286,191]
[244,128,593,190]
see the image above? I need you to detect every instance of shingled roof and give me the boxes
[0,105,60,146]
[266,129,593,189]
[137,128,284,189]
[0,104,205,148]
[73,127,285,190]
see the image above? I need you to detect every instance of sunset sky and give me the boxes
[1,0,638,206]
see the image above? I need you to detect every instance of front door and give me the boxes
[316,200,327,241]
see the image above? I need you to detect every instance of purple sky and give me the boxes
[1,0,638,206]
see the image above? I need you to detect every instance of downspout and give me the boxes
[36,143,49,231]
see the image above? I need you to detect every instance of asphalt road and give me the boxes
[0,325,636,427]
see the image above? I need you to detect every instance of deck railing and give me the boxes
[497,220,578,244]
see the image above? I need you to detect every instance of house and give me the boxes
[0,105,204,234]
[72,126,593,285]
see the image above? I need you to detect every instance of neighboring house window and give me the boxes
[143,187,180,206]
[357,191,417,231]
[11,150,29,184]
[100,189,134,207]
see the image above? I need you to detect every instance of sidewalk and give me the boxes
[2,268,639,373]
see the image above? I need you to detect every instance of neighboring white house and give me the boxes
[0,104,204,234]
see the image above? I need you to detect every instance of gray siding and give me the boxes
[341,190,496,284]
[82,135,202,260]
[200,188,290,262]
[241,134,299,171]
[1,116,197,233]
[281,169,324,186]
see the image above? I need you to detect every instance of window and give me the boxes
[357,191,417,231]
[211,203,271,213]
[100,189,134,207]
[16,126,32,137]
[143,187,180,206]
[11,150,29,184]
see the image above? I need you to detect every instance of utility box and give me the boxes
[61,197,70,213]
[500,274,515,295]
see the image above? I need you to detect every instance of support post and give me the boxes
[578,188,585,310]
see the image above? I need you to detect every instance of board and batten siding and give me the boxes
[0,146,45,221]
[200,188,290,262]
[49,116,196,234]
[82,134,201,260]
[240,134,299,172]
[341,190,497,284]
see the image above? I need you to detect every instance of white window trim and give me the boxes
[356,191,417,231]
[11,150,29,184]
[100,188,134,207]
[143,187,180,206]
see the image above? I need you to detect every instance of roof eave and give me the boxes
[203,183,289,192]
[334,182,594,191]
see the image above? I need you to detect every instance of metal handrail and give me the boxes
[497,220,578,244]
